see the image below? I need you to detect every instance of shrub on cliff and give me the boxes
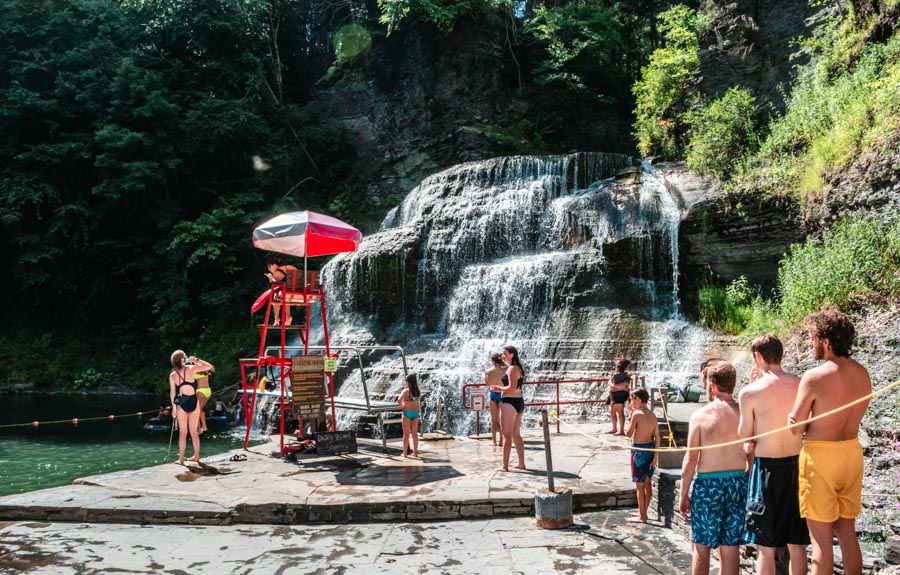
[778,215,900,325]
[685,87,760,180]
[728,6,900,202]
[632,5,708,158]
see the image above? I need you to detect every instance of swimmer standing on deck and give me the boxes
[788,310,871,575]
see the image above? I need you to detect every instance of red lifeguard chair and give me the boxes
[238,211,361,455]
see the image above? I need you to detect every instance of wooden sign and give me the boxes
[291,356,326,420]
[316,430,358,455]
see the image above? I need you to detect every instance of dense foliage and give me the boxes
[685,87,760,180]
[688,2,900,336]
[0,0,360,390]
[632,4,706,157]
[0,0,696,391]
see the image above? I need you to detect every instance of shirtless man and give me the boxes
[788,310,871,575]
[738,333,808,575]
[680,361,748,575]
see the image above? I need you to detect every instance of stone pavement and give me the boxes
[0,509,694,574]
[0,422,647,525]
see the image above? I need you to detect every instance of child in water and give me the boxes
[398,373,421,458]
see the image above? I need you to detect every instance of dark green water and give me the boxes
[0,393,264,497]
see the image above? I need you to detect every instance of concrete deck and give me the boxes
[0,422,651,526]
[0,509,695,574]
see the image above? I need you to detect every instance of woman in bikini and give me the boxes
[491,345,527,472]
[398,373,421,458]
[169,350,214,465]
[195,367,214,434]
[608,358,632,435]
[485,352,507,446]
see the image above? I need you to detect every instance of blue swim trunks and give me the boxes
[488,391,502,404]
[690,470,749,549]
[631,442,655,483]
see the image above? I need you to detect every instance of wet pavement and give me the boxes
[0,509,694,574]
[0,422,647,525]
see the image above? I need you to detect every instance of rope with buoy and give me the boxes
[0,383,241,429]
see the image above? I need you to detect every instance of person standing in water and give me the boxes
[169,350,214,465]
[485,352,507,446]
[491,345,527,472]
[398,373,421,458]
[789,310,871,575]
[608,358,632,435]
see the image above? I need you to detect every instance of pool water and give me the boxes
[0,393,265,497]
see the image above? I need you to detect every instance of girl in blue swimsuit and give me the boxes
[485,352,507,447]
[398,373,421,458]
[168,350,214,466]
[491,345,527,472]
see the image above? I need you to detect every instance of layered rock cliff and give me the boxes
[322,15,632,215]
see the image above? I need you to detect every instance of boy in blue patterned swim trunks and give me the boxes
[626,388,659,523]
[679,361,750,575]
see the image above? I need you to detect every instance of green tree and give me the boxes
[525,0,621,102]
[686,87,760,180]
[632,4,707,157]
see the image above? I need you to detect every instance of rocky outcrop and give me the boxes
[804,139,900,229]
[656,162,806,314]
[687,0,836,117]
[322,14,632,217]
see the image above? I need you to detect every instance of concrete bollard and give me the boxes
[535,409,573,529]
[535,487,573,529]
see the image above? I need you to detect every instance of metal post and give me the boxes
[542,409,554,491]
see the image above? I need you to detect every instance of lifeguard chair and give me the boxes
[239,210,361,456]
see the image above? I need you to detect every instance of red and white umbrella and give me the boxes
[252,211,361,258]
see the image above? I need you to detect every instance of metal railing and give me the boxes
[244,344,409,452]
[461,377,614,434]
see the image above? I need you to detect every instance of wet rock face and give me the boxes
[687,0,834,118]
[677,191,806,312]
[652,162,805,316]
[323,14,632,212]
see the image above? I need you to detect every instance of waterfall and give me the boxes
[318,152,718,435]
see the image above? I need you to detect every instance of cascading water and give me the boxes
[319,153,718,436]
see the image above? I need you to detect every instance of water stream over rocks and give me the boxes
[318,153,731,435]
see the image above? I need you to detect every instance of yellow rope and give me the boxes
[550,378,900,453]
[659,393,677,448]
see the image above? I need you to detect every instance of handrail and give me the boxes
[462,377,612,434]
[262,345,409,412]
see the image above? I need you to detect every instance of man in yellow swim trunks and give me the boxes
[788,310,871,575]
